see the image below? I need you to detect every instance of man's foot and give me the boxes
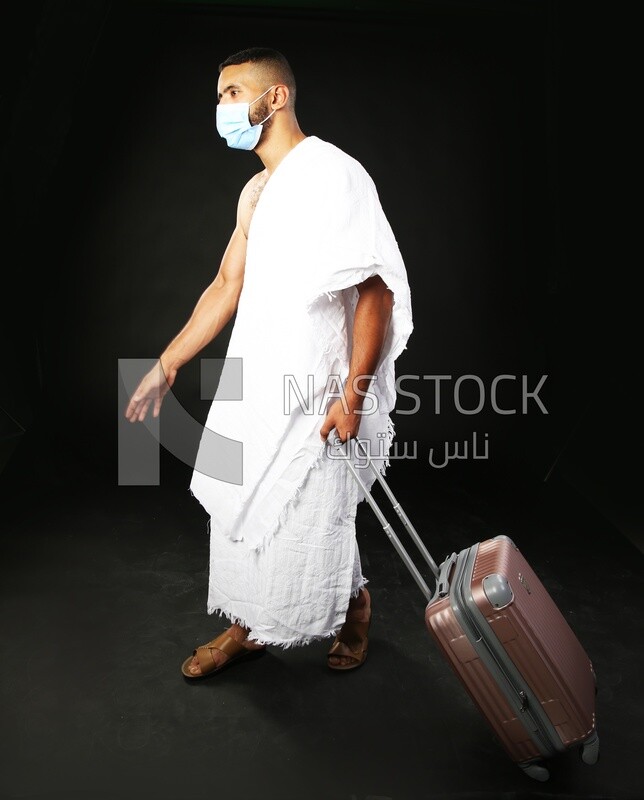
[328,587,371,669]
[184,623,265,677]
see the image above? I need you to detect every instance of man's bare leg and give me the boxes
[328,587,371,667]
[186,623,265,676]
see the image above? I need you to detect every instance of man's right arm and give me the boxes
[124,201,247,423]
[159,221,247,374]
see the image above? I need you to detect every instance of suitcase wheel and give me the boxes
[519,760,550,782]
[581,731,600,765]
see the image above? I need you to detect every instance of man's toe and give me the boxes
[189,656,201,675]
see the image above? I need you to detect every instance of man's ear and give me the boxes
[271,84,290,110]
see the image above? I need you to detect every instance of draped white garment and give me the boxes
[205,441,369,647]
[188,135,413,645]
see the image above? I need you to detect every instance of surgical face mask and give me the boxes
[215,85,277,150]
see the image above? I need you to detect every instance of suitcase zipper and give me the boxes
[449,547,563,759]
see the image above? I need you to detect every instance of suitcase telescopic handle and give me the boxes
[330,431,440,602]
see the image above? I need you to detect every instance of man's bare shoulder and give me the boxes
[240,170,269,203]
[237,169,269,238]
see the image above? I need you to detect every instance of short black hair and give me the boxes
[218,47,297,107]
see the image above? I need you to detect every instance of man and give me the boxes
[125,47,413,679]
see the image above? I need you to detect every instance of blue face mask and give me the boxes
[216,85,277,150]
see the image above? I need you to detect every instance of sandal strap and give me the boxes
[327,638,363,663]
[335,618,370,651]
[195,631,247,674]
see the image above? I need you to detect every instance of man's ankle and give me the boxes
[229,623,250,642]
[351,588,368,605]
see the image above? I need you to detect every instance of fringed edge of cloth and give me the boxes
[187,445,328,554]
[246,414,396,555]
[187,413,397,554]
[205,575,370,650]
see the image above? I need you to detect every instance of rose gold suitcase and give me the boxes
[333,435,599,782]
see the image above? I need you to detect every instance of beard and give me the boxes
[249,97,274,139]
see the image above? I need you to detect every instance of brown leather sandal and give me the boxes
[181,630,266,680]
[327,610,371,671]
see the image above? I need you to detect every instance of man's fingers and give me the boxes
[137,398,151,422]
[333,428,354,444]
[125,388,144,419]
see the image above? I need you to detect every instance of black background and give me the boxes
[1,4,641,800]
[2,0,637,500]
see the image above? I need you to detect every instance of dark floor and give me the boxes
[1,426,642,800]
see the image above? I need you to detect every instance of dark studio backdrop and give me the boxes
[2,0,638,542]
[1,2,642,799]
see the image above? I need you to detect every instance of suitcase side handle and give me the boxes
[330,431,439,602]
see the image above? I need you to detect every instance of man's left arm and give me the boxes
[320,274,394,442]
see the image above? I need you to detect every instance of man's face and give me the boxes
[217,63,274,129]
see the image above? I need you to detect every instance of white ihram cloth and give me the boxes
[188,135,413,647]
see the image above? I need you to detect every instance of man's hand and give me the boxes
[319,396,363,443]
[124,358,177,423]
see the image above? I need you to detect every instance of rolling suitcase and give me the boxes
[332,434,599,782]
